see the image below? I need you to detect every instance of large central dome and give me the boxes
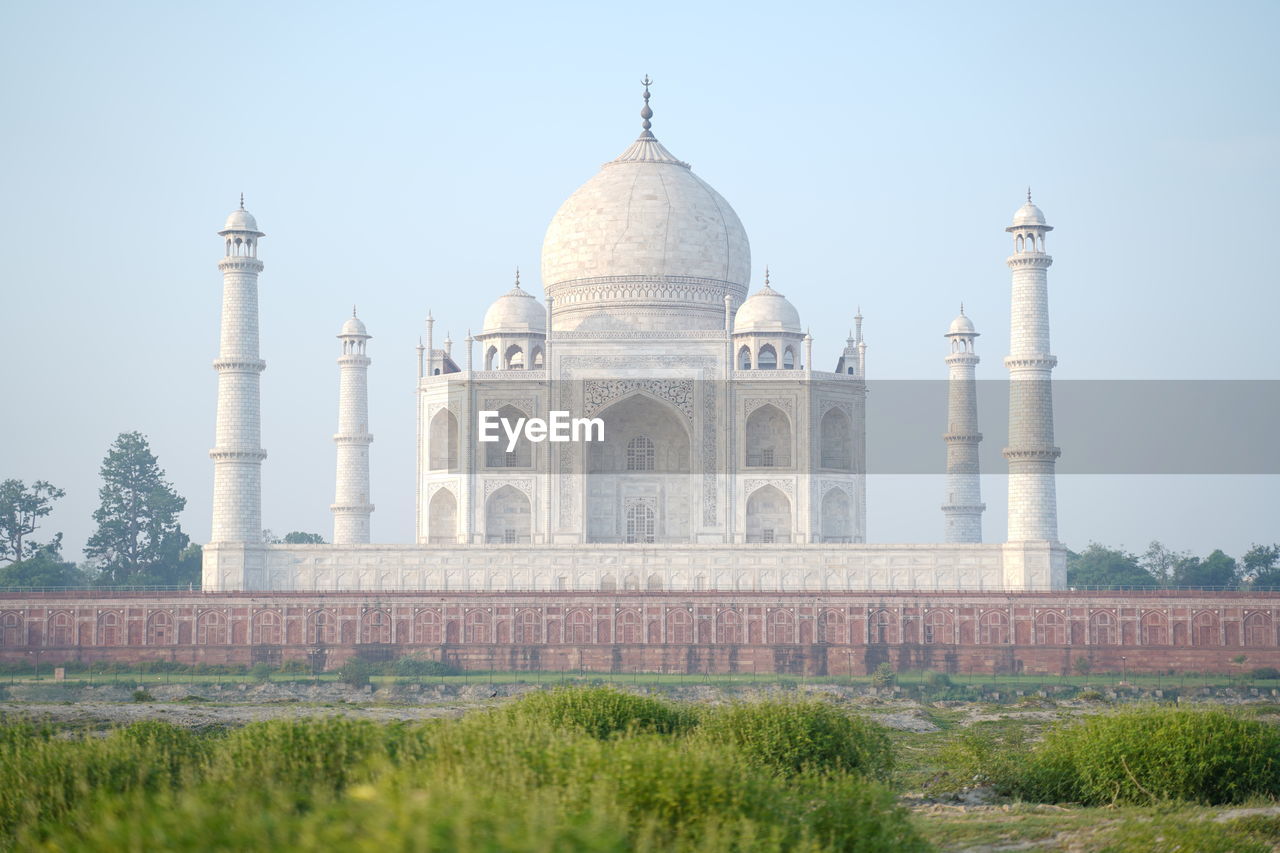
[540,84,751,331]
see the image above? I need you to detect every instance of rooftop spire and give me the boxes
[240,192,245,210]
[352,304,357,318]
[959,301,965,315]
[1027,186,1032,204]
[639,74,654,139]
[515,266,521,288]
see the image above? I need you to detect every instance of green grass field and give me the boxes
[2,685,1280,850]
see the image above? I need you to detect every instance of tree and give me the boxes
[1243,544,1280,588]
[0,480,65,563]
[0,548,86,588]
[1066,543,1156,588]
[1173,549,1239,589]
[85,432,189,585]
[283,531,326,544]
[1140,541,1185,587]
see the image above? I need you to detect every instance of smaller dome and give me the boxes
[733,282,802,334]
[219,206,262,234]
[482,282,546,334]
[340,313,368,337]
[1011,201,1046,227]
[947,311,976,336]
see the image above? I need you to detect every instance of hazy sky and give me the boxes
[3,1,1277,563]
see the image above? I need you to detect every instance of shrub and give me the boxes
[248,663,274,683]
[278,660,309,674]
[925,671,952,690]
[334,659,373,688]
[871,662,896,688]
[0,693,931,852]
[503,687,693,738]
[1251,666,1280,680]
[1010,708,1280,805]
[392,656,455,677]
[1077,689,1104,701]
[928,726,1028,795]
[696,698,893,779]
[131,689,155,703]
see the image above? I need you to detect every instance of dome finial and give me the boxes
[515,266,521,289]
[1027,186,1032,204]
[240,192,245,210]
[639,74,654,138]
[764,265,770,288]
[352,304,357,318]
[959,301,965,315]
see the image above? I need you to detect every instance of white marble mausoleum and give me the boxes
[203,81,1067,593]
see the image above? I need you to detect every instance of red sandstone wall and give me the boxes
[1,591,1276,676]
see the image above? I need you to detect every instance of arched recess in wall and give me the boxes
[820,407,852,470]
[485,484,531,544]
[745,484,791,543]
[744,404,790,468]
[428,409,459,471]
[485,405,532,468]
[428,488,457,544]
[820,487,852,543]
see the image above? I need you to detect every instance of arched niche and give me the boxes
[428,488,457,544]
[428,408,459,471]
[485,484,531,544]
[744,403,790,468]
[745,484,791,543]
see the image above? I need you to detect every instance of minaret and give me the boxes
[332,308,374,544]
[210,197,267,545]
[943,305,985,542]
[1004,191,1060,542]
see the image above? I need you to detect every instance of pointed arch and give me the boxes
[666,609,692,644]
[616,609,641,644]
[820,407,853,470]
[428,487,457,544]
[485,484,531,544]
[767,609,795,644]
[746,484,791,543]
[565,609,591,644]
[979,610,1010,644]
[1089,611,1118,645]
[47,610,74,646]
[744,403,791,467]
[716,609,743,644]
[1192,610,1219,646]
[197,610,226,645]
[428,408,459,470]
[251,610,280,645]
[464,609,491,644]
[818,609,846,644]
[360,609,391,644]
[485,405,532,467]
[738,344,752,370]
[870,609,897,644]
[1035,610,1067,645]
[513,609,541,644]
[820,487,852,542]
[308,610,337,645]
[757,344,777,369]
[924,609,953,644]
[1140,611,1168,645]
[1245,612,1272,647]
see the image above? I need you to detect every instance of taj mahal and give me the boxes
[202,81,1067,593]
